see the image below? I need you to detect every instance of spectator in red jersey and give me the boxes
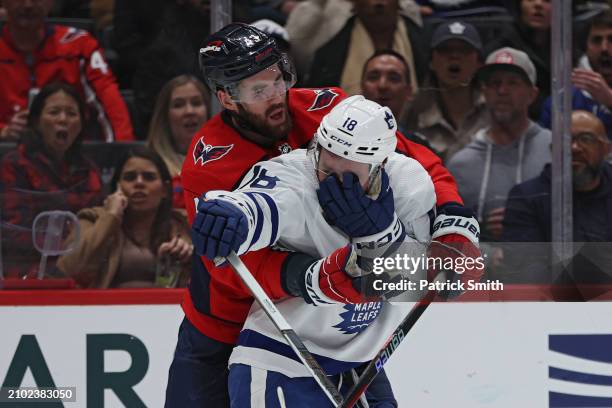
[57,146,193,288]
[0,82,103,278]
[147,75,209,210]
[0,0,134,142]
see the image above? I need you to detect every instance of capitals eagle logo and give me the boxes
[307,88,339,111]
[192,137,233,166]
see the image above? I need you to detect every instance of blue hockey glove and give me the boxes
[191,197,248,260]
[316,170,395,238]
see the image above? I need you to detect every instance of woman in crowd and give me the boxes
[0,82,103,278]
[57,146,193,288]
[147,75,209,209]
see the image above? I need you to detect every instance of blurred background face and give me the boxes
[168,82,207,152]
[353,0,399,27]
[570,111,610,189]
[520,0,551,30]
[361,54,412,118]
[119,157,167,213]
[431,39,481,89]
[37,90,82,159]
[4,0,52,30]
[482,69,537,125]
[587,25,612,86]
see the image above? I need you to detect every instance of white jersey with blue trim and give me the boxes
[205,148,435,378]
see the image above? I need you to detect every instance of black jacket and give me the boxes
[502,163,612,297]
[306,15,427,89]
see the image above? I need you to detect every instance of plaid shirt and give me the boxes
[0,144,103,278]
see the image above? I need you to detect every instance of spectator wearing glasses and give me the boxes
[503,111,612,297]
[57,146,192,288]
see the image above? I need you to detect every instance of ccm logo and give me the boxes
[432,217,480,238]
[330,135,352,147]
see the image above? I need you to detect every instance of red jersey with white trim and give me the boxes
[181,87,462,344]
[0,24,133,141]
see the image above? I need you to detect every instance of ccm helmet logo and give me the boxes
[330,135,352,147]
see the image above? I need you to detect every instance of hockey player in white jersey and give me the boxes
[191,96,480,407]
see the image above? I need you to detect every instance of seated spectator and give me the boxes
[306,0,426,96]
[404,21,489,161]
[0,82,103,278]
[57,146,192,288]
[285,0,422,80]
[447,47,551,242]
[503,111,612,298]
[360,49,433,150]
[488,0,551,119]
[0,0,133,142]
[541,9,612,140]
[147,75,209,209]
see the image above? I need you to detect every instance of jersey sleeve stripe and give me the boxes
[255,192,280,246]
[244,192,265,248]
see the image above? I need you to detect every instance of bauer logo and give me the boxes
[192,137,233,166]
[333,302,383,335]
[308,89,339,111]
[548,334,612,407]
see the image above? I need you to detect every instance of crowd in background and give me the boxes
[0,0,611,296]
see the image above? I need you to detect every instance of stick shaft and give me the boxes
[226,252,344,406]
[339,288,437,408]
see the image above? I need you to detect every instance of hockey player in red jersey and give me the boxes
[0,0,133,142]
[166,23,480,407]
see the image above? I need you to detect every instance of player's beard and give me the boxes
[236,100,292,144]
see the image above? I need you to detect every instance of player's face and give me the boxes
[234,65,292,141]
[37,90,82,161]
[431,39,481,89]
[119,157,168,213]
[4,0,52,30]
[481,70,537,125]
[168,81,207,152]
[316,148,371,190]
[361,54,412,118]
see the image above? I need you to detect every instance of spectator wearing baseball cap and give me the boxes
[447,46,551,244]
[405,20,490,161]
[486,0,552,119]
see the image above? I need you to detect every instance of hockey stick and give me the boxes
[225,252,344,407]
[338,272,443,408]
